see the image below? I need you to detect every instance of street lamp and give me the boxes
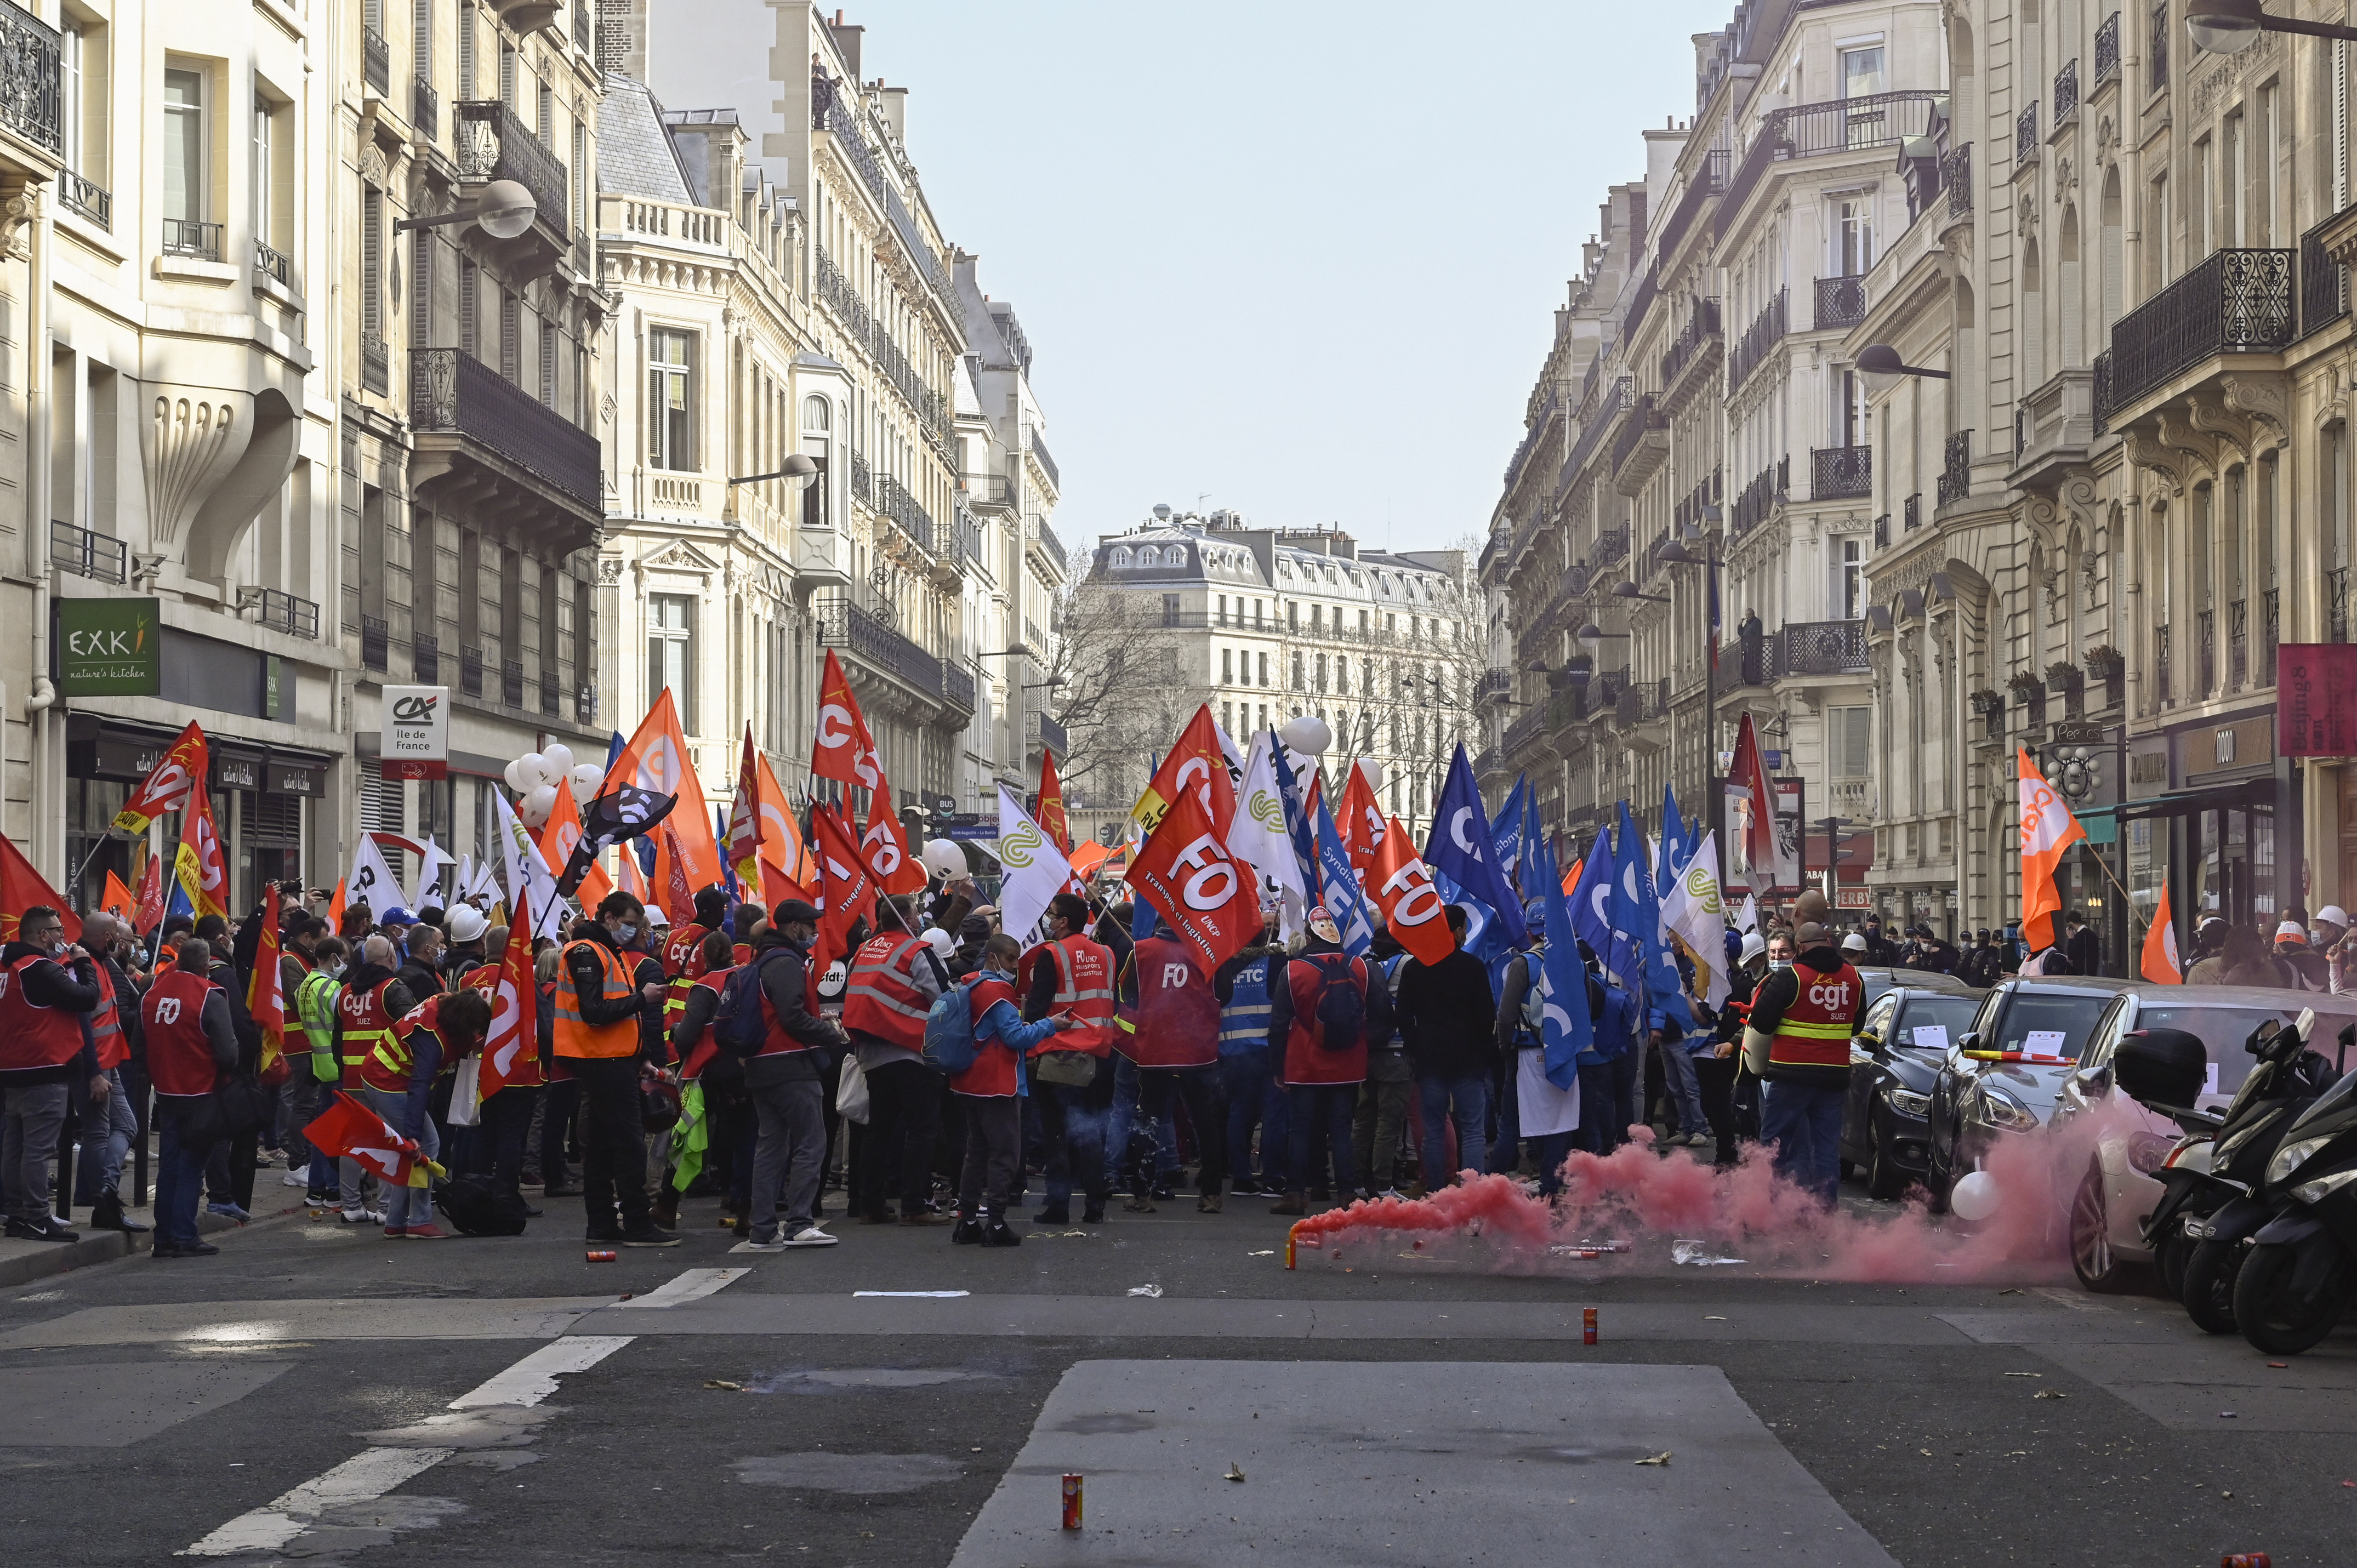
[392,179,538,237]
[2186,0,2357,53]
[1856,343,1953,395]
[727,453,819,490]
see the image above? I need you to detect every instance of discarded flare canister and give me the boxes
[1061,1473,1083,1530]
[2222,1554,2273,1568]
[1583,1307,1599,1345]
[585,1249,618,1263]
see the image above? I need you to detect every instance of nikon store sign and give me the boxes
[58,597,162,697]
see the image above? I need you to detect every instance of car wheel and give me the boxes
[1923,1138,1953,1215]
[2233,1239,2356,1357]
[2068,1166,2132,1293]
[1865,1114,1909,1201]
[2180,1239,2244,1335]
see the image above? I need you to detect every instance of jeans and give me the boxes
[472,1085,541,1193]
[1416,1074,1489,1187]
[748,1076,828,1240]
[955,1096,1021,1218]
[152,1098,216,1246]
[539,1077,580,1186]
[1285,1083,1358,1196]
[362,1086,439,1229]
[1609,1045,1643,1143]
[1576,1061,1619,1154]
[1131,1064,1228,1196]
[1104,1054,1181,1193]
[2,1081,71,1223]
[282,1060,329,1171]
[1352,1075,1411,1193]
[568,1056,653,1236]
[1037,1070,1113,1215]
[74,1068,138,1199]
[852,1058,945,1218]
[1695,1053,1740,1165]
[1761,1079,1848,1208]
[1220,1051,1287,1190]
[1656,1037,1708,1136]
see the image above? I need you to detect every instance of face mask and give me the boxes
[324,962,346,980]
[1768,959,1792,973]
[616,923,639,944]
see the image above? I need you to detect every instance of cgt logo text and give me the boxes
[1807,980,1854,1011]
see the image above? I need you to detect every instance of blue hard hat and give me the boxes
[1522,897,1547,933]
[378,905,415,927]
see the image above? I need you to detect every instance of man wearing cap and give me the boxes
[2275,919,2331,992]
[555,891,676,1247]
[735,898,846,1250]
[842,892,958,1227]
[1741,921,1861,1208]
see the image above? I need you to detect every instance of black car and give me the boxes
[1853,965,1980,1010]
[1923,976,2133,1211]
[1840,986,1983,1199]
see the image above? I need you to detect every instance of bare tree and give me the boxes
[1047,584,1198,814]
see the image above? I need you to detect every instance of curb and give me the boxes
[0,1201,300,1291]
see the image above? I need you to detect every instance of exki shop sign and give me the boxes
[58,597,162,696]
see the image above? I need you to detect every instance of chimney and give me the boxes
[876,81,908,145]
[600,0,651,80]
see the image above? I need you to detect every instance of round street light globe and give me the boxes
[2186,0,2267,53]
[779,453,819,491]
[475,179,538,240]
[1279,714,1332,756]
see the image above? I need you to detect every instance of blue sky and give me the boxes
[649,0,1736,556]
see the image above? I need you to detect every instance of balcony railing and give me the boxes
[1811,444,1871,500]
[413,77,440,141]
[876,471,942,556]
[501,658,524,708]
[2229,597,2248,691]
[1936,432,1971,508]
[849,448,872,508]
[2055,58,2080,124]
[541,669,560,718]
[2333,567,2352,644]
[1660,298,1723,386]
[456,99,567,242]
[1656,147,1730,263]
[1504,706,1547,757]
[413,632,438,684]
[255,238,291,286]
[362,614,389,672]
[363,25,391,95]
[361,330,389,395]
[162,219,223,261]
[2196,607,2216,697]
[819,89,892,211]
[1722,90,1944,234]
[1777,619,1870,677]
[1729,288,1787,389]
[1945,144,1972,219]
[942,659,976,715]
[2017,102,2039,162]
[1813,275,1868,330]
[257,588,320,640]
[1609,392,1663,477]
[818,596,946,699]
[2263,587,2280,685]
[2302,213,2349,338]
[49,519,124,583]
[1031,433,1060,492]
[1905,493,1922,532]
[2150,2,2170,89]
[1874,512,1889,549]
[59,170,107,229]
[0,0,59,156]
[2096,12,2120,85]
[2104,248,2295,416]
[1730,459,1784,534]
[2154,624,2172,705]
[412,347,601,506]
[460,644,483,697]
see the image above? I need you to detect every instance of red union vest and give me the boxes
[1767,960,1863,1074]
[661,922,713,1034]
[89,964,127,1071]
[0,953,86,1074]
[1281,951,1370,1087]
[1033,935,1116,1058]
[334,977,399,1087]
[1121,936,1219,1069]
[842,933,933,1050]
[143,969,221,1099]
[952,975,1022,1098]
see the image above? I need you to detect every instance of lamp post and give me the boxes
[2185,0,2357,52]
[1633,523,1727,860]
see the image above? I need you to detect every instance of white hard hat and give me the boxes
[445,904,488,945]
[2317,905,2351,928]
[920,926,953,959]
[1841,931,1868,954]
[1739,931,1766,966]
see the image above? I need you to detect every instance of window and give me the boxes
[1311,604,1322,631]
[1836,196,1872,276]
[537,79,553,147]
[360,185,383,337]
[1217,594,1228,626]
[572,119,588,236]
[1161,594,1180,627]
[1841,538,1863,618]
[499,36,517,109]
[458,256,478,355]
[412,231,431,348]
[1257,651,1268,687]
[1291,652,1305,689]
[1138,545,1158,567]
[162,65,207,232]
[648,594,695,731]
[647,328,694,470]
[2223,112,2244,248]
[499,290,520,383]
[1830,706,1871,778]
[539,317,557,407]
[1222,701,1233,733]
[458,0,475,98]
[1840,45,1885,98]
[413,0,432,88]
[800,394,830,529]
[1222,647,1234,683]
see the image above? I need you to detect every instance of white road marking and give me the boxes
[180,1316,648,1555]
[2033,1286,2109,1313]
[612,1267,749,1309]
[852,1289,970,1298]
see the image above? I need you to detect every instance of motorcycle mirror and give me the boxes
[2248,1017,2282,1057]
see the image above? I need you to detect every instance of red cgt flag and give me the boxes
[811,802,876,977]
[112,721,207,835]
[0,835,78,944]
[132,854,165,934]
[478,900,540,1099]
[862,765,927,897]
[812,648,883,795]
[1370,814,1455,966]
[304,1090,434,1188]
[657,822,697,927]
[727,725,764,892]
[247,884,288,1075]
[1129,779,1257,980]
[1037,749,1073,856]
[1131,703,1236,840]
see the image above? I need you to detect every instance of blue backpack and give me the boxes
[923,977,981,1075]
[714,951,789,1058]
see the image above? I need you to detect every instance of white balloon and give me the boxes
[1356,757,1385,790]
[569,763,603,803]
[1279,715,1332,756]
[502,758,530,793]
[1949,1170,2001,1222]
[542,743,574,778]
[921,839,967,880]
[519,783,559,828]
[516,751,551,790]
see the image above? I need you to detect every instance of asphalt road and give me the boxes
[1,1180,2352,1568]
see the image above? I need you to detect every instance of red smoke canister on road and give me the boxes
[1061,1473,1083,1530]
[1583,1307,1598,1345]
[585,1250,618,1262]
[2222,1554,2272,1568]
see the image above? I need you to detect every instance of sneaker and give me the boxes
[340,1209,385,1225]
[782,1226,839,1248]
[206,1202,251,1222]
[979,1219,1023,1248]
[1081,1204,1107,1224]
[401,1224,449,1240]
[281,1171,310,1187]
[1268,1192,1307,1217]
[5,1216,77,1242]
[303,1191,331,1206]
[621,1225,681,1247]
[1148,1184,1176,1202]
[152,1239,220,1259]
[1123,1195,1157,1214]
[731,1234,789,1253]
[1377,1188,1405,1201]
[950,1217,982,1245]
[383,1225,407,1239]
[1196,1193,1225,1215]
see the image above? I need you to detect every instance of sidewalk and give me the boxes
[0,1164,311,1289]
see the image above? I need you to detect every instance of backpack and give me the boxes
[1518,954,1547,1045]
[715,951,789,1058]
[922,977,981,1076]
[435,1173,530,1237]
[1307,953,1364,1052]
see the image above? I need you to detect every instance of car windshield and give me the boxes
[1991,991,2114,1054]
[2136,1005,2352,1103]
[1894,995,1977,1048]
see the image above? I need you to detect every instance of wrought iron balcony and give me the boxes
[2096,12,2120,85]
[1501,387,1558,490]
[460,644,483,697]
[2333,567,2352,645]
[59,170,106,228]
[541,669,560,717]
[813,594,946,702]
[363,25,390,95]
[1945,144,1972,219]
[1811,444,1871,500]
[2154,624,2172,705]
[942,659,976,716]
[1874,512,1889,549]
[1609,392,1664,478]
[849,448,873,508]
[49,519,124,583]
[501,658,524,708]
[2230,598,2248,691]
[163,219,222,261]
[2264,588,2280,686]
[455,99,567,242]
[2150,3,2169,89]
[362,614,389,672]
[1504,705,1547,757]
[1030,433,1060,492]
[1590,527,1630,573]
[414,77,440,141]
[1905,493,1922,532]
[255,238,291,286]
[876,471,942,556]
[1028,709,1068,755]
[1660,298,1723,386]
[1728,288,1787,389]
[2055,58,2080,124]
[256,588,320,640]
[412,347,600,509]
[1657,149,1729,263]
[0,0,61,159]
[1813,275,1867,330]
[414,632,439,683]
[361,330,389,396]
[2196,608,2216,697]
[1935,432,1971,508]
[1721,90,1944,235]
[2017,102,2039,163]
[2302,213,2349,338]
[1730,461,1781,534]
[1776,619,1870,678]
[2103,248,2295,418]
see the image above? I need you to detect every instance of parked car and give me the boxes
[1923,976,2137,1210]
[1841,985,1985,1199]
[1854,965,1980,1011]
[2054,988,2357,1293]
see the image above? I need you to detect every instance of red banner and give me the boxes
[1370,813,1455,966]
[2278,644,2357,757]
[174,782,230,921]
[0,836,78,944]
[1128,782,1257,979]
[657,823,697,927]
[812,648,883,793]
[132,854,165,934]
[1131,703,1236,839]
[479,901,540,1099]
[727,725,764,891]
[861,766,927,896]
[247,884,287,1075]
[304,1091,430,1188]
[1037,749,1072,856]
[811,803,876,977]
[1336,766,1386,880]
[111,721,207,835]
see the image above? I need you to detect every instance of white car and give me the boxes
[2054,987,2357,1293]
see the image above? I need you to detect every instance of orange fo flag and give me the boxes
[100,870,136,923]
[173,782,230,923]
[755,751,814,891]
[811,648,883,795]
[478,900,540,1100]
[861,766,927,897]
[247,884,288,1074]
[2017,746,2088,953]
[611,688,721,893]
[1336,765,1386,881]
[1369,813,1455,966]
[1037,750,1072,856]
[538,783,614,914]
[1128,780,1258,979]
[0,836,78,943]
[1131,703,1236,839]
[2142,879,2184,984]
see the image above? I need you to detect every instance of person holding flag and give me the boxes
[1267,905,1392,1215]
[141,938,242,1258]
[0,902,106,1243]
[358,987,492,1239]
[555,891,676,1247]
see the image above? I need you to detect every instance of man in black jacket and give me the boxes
[0,906,104,1241]
[1744,922,1861,1208]
[201,926,268,1221]
[737,899,846,1250]
[560,894,673,1245]
[1397,906,1495,1189]
[72,914,148,1234]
